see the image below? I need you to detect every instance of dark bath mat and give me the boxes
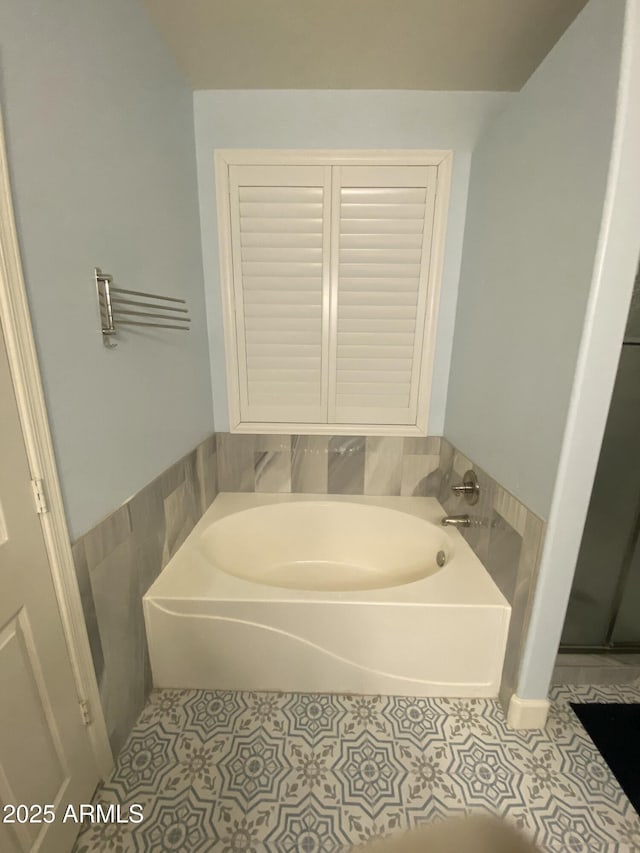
[570,702,640,815]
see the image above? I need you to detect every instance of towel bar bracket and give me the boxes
[94,267,191,348]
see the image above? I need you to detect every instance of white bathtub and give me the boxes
[144,494,511,697]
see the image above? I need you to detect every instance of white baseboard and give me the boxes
[507,694,550,729]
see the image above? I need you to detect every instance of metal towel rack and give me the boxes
[95,267,191,348]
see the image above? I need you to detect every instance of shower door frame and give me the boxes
[561,361,640,655]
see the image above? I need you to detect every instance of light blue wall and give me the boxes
[193,90,512,432]
[444,0,626,520]
[0,0,214,538]
[518,0,640,699]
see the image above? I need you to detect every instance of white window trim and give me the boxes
[215,149,452,436]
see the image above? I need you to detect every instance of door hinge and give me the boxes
[30,478,49,515]
[79,699,92,726]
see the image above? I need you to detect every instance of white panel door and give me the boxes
[329,165,438,425]
[0,321,99,853]
[229,164,331,423]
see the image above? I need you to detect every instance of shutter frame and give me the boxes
[215,150,452,435]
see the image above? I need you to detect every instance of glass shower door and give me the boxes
[610,527,640,644]
[561,274,640,648]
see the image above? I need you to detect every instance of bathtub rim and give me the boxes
[146,493,509,610]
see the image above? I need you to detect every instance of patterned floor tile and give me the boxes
[218,727,289,810]
[559,737,628,808]
[74,800,137,853]
[136,688,197,732]
[341,805,407,848]
[519,743,583,808]
[615,812,640,850]
[283,737,340,798]
[182,690,247,738]
[340,695,391,739]
[283,692,347,744]
[108,724,178,797]
[216,808,266,852]
[132,788,219,853]
[448,733,528,811]
[73,680,640,852]
[529,799,621,852]
[160,733,224,797]
[264,794,351,851]
[334,730,408,818]
[405,794,467,827]
[382,695,446,745]
[400,740,465,809]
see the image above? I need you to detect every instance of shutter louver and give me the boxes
[229,165,331,423]
[329,166,438,425]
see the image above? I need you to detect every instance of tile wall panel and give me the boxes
[214,433,446,499]
[291,436,329,493]
[71,434,218,756]
[438,439,546,712]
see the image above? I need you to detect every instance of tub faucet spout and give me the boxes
[441,514,471,528]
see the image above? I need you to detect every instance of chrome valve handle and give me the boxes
[450,470,480,505]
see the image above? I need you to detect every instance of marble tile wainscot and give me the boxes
[438,439,547,715]
[71,434,218,756]
[216,432,444,497]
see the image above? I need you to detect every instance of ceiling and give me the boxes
[141,0,588,92]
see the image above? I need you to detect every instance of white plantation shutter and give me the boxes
[329,166,438,425]
[219,153,449,432]
[229,165,331,423]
